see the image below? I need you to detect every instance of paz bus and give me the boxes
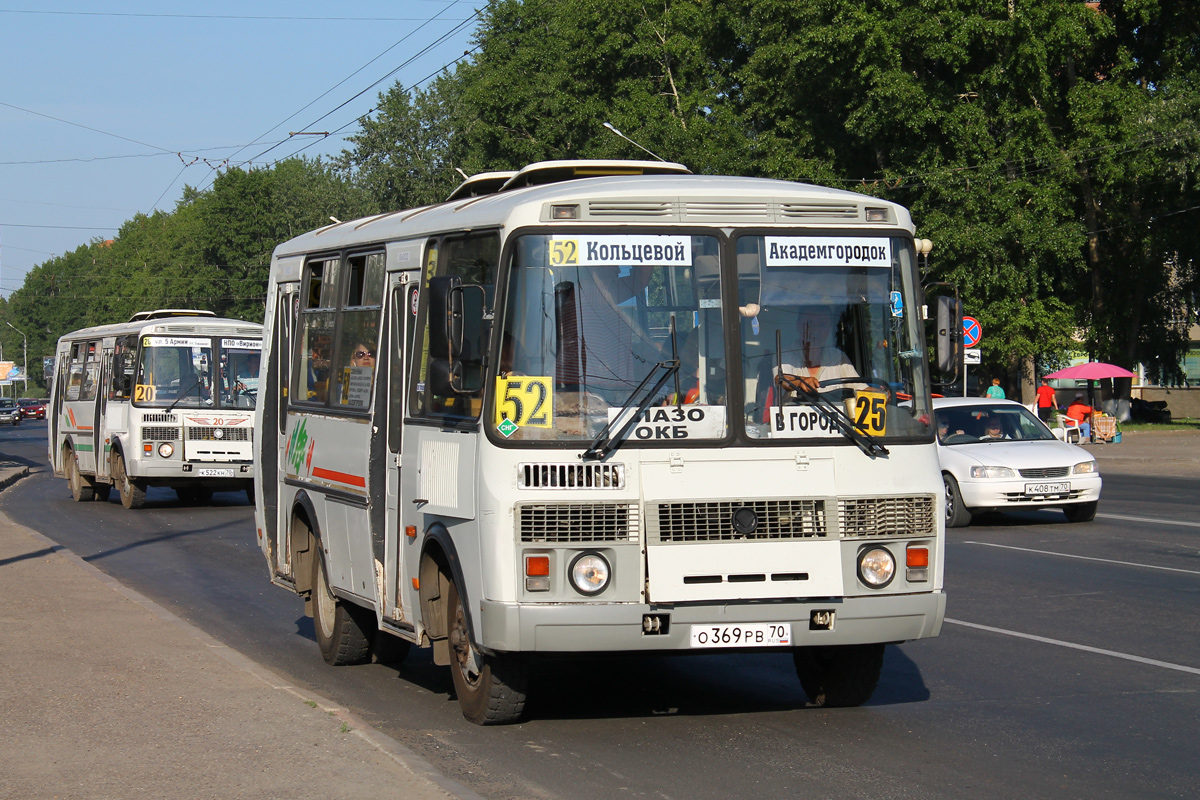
[49,309,263,508]
[253,160,957,724]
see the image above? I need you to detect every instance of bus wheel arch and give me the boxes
[290,498,371,666]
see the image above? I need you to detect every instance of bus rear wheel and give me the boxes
[446,578,527,725]
[793,643,885,708]
[66,452,94,502]
[112,452,146,509]
[311,547,371,666]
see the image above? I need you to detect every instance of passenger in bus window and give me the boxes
[350,343,376,369]
[340,341,376,407]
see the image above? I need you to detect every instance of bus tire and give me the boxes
[943,473,972,529]
[1063,501,1098,523]
[312,548,372,666]
[67,452,94,502]
[793,643,885,708]
[113,452,146,509]
[446,578,527,725]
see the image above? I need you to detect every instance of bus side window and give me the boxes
[81,341,99,402]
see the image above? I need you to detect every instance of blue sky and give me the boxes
[0,1,481,297]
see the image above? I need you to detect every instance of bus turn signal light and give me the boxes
[525,555,550,592]
[906,545,929,582]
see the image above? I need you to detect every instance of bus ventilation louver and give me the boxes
[588,201,673,218]
[518,462,625,490]
[518,503,639,543]
[838,496,936,538]
[780,202,860,219]
[142,414,179,424]
[648,499,827,543]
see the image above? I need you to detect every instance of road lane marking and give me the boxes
[961,541,1200,575]
[945,618,1200,676]
[1098,512,1200,529]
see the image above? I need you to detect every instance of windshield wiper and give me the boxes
[790,381,889,457]
[165,380,202,413]
[582,324,682,462]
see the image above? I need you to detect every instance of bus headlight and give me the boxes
[569,552,611,596]
[157,443,174,458]
[858,547,896,588]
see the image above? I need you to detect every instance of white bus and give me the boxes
[254,160,957,724]
[49,309,263,508]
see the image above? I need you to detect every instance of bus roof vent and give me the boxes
[780,202,860,220]
[128,309,218,323]
[501,160,690,193]
[445,171,518,202]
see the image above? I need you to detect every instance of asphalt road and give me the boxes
[5,422,1198,800]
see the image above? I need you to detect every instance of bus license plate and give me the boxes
[1024,482,1069,495]
[198,468,235,478]
[690,623,791,648]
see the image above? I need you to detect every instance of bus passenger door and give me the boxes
[94,344,113,480]
[383,275,414,624]
[264,287,296,578]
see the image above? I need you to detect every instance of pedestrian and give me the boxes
[1035,376,1058,422]
[985,377,1006,400]
[1066,393,1094,441]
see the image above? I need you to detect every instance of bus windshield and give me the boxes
[495,232,931,443]
[134,336,261,409]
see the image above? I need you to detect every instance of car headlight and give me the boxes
[970,465,1016,478]
[1073,460,1098,475]
[158,443,174,458]
[569,552,611,596]
[857,546,896,588]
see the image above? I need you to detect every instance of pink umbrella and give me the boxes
[1043,362,1137,380]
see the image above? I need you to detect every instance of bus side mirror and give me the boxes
[935,295,962,374]
[427,275,488,395]
[428,275,463,361]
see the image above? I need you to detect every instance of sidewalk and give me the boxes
[1083,428,1200,477]
[0,462,477,800]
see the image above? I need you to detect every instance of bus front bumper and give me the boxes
[477,591,945,654]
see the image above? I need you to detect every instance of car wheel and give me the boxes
[447,577,528,725]
[943,473,973,529]
[793,643,886,707]
[67,451,94,502]
[1063,501,1098,523]
[113,452,147,509]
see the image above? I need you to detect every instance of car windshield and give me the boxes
[935,404,1056,444]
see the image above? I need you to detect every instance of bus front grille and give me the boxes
[838,496,936,538]
[518,503,639,543]
[187,427,251,442]
[518,462,625,490]
[648,499,828,543]
[143,427,180,441]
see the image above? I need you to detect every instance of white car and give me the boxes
[934,397,1101,528]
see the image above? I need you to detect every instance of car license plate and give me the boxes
[198,468,235,478]
[1024,482,1070,495]
[690,623,792,648]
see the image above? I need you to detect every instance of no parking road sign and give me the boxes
[962,316,982,348]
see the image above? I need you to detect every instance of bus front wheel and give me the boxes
[112,452,146,509]
[312,547,371,666]
[66,452,94,502]
[446,578,527,725]
[793,643,885,707]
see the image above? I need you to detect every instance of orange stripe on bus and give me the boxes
[311,467,367,488]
